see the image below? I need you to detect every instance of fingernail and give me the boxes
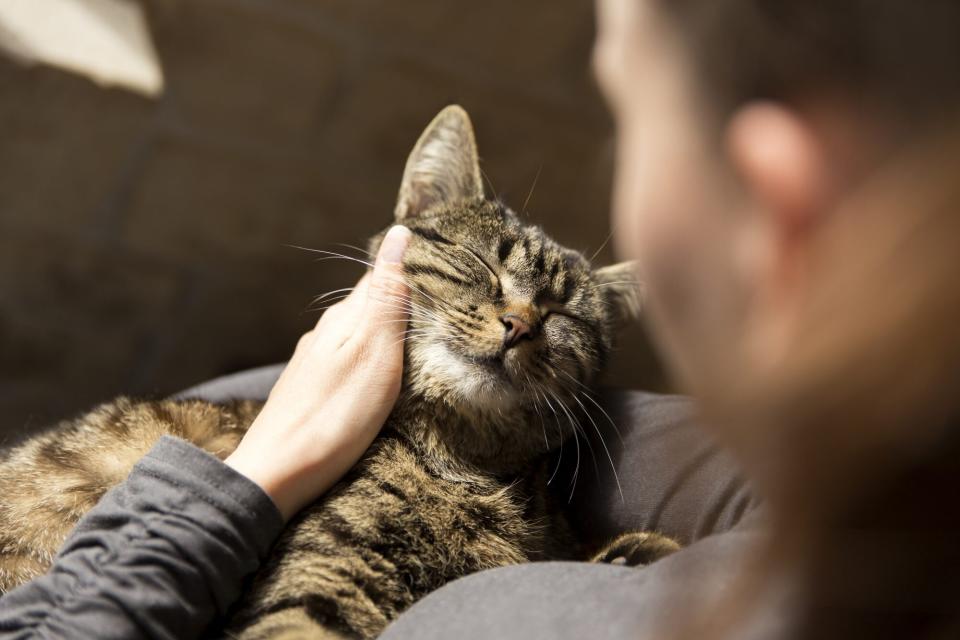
[379,225,411,265]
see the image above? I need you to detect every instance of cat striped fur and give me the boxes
[0,106,675,639]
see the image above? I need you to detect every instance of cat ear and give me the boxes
[593,261,644,326]
[395,105,485,220]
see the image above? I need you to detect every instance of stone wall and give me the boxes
[0,0,666,438]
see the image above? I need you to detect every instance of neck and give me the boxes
[387,390,557,476]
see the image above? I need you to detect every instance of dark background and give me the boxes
[0,0,666,440]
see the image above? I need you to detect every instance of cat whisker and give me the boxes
[521,164,543,216]
[388,311,452,332]
[383,324,459,350]
[385,329,454,351]
[542,388,592,502]
[307,295,448,335]
[549,386,604,500]
[556,369,626,447]
[576,390,625,446]
[309,290,450,319]
[589,229,615,263]
[309,287,357,305]
[588,281,637,289]
[285,246,376,270]
[306,295,355,313]
[480,167,498,199]
[286,245,464,319]
[375,318,428,326]
[285,247,430,304]
[369,300,444,322]
[387,335,424,350]
[333,242,375,259]
[538,390,577,497]
[526,379,566,487]
[569,391,624,504]
[521,373,551,453]
[358,293,450,322]
[395,279,461,316]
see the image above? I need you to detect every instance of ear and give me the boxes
[726,102,836,350]
[726,102,832,253]
[593,261,643,326]
[395,105,485,221]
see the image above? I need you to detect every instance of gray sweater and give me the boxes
[0,437,284,639]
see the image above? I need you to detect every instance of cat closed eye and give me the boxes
[460,246,499,279]
[539,301,578,321]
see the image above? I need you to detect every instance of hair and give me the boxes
[647,1,960,638]
[658,1,960,129]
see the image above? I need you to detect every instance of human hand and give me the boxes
[225,225,412,520]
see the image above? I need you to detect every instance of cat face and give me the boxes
[373,106,640,419]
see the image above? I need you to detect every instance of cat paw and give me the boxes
[590,531,680,567]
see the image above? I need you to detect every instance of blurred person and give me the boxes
[1,1,959,639]
[388,0,960,637]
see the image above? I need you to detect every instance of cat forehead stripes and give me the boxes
[367,105,642,417]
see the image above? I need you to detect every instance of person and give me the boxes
[0,225,416,639]
[2,0,959,637]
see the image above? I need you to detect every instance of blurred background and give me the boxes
[0,0,666,440]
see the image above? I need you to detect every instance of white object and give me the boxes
[0,0,164,96]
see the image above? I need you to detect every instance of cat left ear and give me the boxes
[395,105,485,221]
[593,261,643,326]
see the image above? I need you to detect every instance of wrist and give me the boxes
[224,448,292,520]
[224,434,352,521]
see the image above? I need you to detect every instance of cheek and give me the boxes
[612,120,709,276]
[610,115,748,389]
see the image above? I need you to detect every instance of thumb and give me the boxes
[364,225,412,340]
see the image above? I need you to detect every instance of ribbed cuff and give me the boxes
[133,435,284,559]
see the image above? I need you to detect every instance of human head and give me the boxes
[593,0,960,469]
[594,2,960,634]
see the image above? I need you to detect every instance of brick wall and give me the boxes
[0,0,667,438]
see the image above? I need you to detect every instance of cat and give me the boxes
[0,106,678,639]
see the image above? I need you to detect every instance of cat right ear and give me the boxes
[593,261,644,327]
[395,105,485,221]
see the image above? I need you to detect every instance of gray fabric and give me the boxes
[380,390,765,640]
[381,513,775,640]
[174,364,285,404]
[173,367,761,639]
[0,436,284,640]
[560,389,756,548]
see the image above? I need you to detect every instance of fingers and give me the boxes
[311,275,372,354]
[340,273,372,316]
[362,225,412,345]
[306,225,410,359]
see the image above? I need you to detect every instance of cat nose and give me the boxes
[501,314,534,349]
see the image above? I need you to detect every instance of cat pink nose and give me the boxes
[501,314,534,349]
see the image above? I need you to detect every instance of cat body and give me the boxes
[0,107,673,639]
[0,397,258,593]
[227,399,576,639]
[0,397,572,639]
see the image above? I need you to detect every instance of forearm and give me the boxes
[0,436,284,640]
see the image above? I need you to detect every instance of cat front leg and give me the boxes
[590,531,681,567]
[226,607,353,640]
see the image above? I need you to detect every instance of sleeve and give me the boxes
[0,436,285,640]
[558,390,758,547]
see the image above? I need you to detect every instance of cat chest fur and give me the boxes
[228,435,567,638]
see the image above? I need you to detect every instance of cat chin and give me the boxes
[409,341,521,414]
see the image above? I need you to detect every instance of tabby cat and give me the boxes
[0,106,677,639]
